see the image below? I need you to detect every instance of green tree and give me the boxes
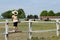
[34,15,38,19]
[48,10,55,16]
[17,9,26,18]
[29,15,33,19]
[55,12,60,16]
[27,15,30,18]
[27,15,33,19]
[40,10,48,16]
[1,9,26,18]
[1,10,12,18]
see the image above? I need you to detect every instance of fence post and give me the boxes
[29,19,32,40]
[5,20,8,40]
[56,20,59,36]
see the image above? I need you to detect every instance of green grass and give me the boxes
[32,36,60,40]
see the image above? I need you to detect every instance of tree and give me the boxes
[27,15,33,19]
[1,9,26,18]
[1,10,12,18]
[48,10,55,16]
[55,12,60,16]
[34,15,38,19]
[40,10,48,16]
[27,15,30,18]
[29,15,33,19]
[17,9,26,18]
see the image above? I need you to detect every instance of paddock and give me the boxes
[0,19,60,40]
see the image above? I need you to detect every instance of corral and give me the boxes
[0,19,60,40]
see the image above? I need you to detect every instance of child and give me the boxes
[12,10,18,32]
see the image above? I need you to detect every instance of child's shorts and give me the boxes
[13,22,18,27]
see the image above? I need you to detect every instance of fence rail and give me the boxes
[0,19,60,40]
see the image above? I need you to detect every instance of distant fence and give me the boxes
[0,19,60,40]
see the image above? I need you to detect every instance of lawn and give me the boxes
[0,19,60,40]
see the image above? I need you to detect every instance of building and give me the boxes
[40,16,60,20]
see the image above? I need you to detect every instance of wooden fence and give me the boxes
[0,19,60,40]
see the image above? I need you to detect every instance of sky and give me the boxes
[0,0,60,17]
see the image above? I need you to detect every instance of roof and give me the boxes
[40,16,60,18]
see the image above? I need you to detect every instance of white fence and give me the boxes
[0,19,60,40]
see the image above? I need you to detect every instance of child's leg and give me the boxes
[13,22,18,32]
[15,27,18,31]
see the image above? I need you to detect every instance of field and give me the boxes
[0,19,60,40]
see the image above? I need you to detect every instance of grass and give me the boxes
[32,36,60,40]
[0,19,60,40]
